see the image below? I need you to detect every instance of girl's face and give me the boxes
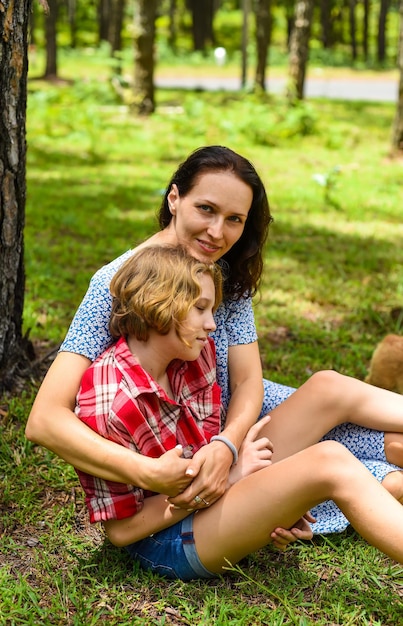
[167,171,253,263]
[167,272,217,362]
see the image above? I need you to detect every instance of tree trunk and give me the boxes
[241,0,250,87]
[0,0,33,391]
[287,0,314,101]
[67,0,78,49]
[362,0,370,62]
[132,0,157,115]
[377,0,390,63]
[188,0,215,52]
[320,0,333,48]
[168,0,177,51]
[109,0,126,55]
[98,0,111,44]
[349,0,357,62]
[254,0,272,91]
[44,0,58,79]
[392,0,403,152]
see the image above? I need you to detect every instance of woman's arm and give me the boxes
[26,352,193,494]
[104,494,190,547]
[221,341,264,447]
[168,341,264,507]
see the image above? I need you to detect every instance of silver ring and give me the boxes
[201,498,210,506]
[193,495,202,504]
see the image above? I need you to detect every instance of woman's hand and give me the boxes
[270,512,316,551]
[227,416,273,486]
[167,440,233,509]
[145,446,196,496]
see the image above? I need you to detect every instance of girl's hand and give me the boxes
[271,512,316,551]
[227,416,273,486]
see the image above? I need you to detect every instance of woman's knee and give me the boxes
[305,370,346,405]
[382,471,403,504]
[385,433,403,468]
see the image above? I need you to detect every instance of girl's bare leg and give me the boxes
[193,441,403,574]
[260,370,403,463]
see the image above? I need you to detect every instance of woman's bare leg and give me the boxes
[259,370,403,463]
[193,441,403,574]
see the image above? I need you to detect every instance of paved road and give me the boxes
[156,75,398,102]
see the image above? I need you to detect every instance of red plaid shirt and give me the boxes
[75,336,223,522]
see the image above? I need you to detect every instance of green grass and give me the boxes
[1,52,403,623]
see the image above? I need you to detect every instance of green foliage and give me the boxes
[2,58,403,623]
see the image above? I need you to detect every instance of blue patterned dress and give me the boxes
[61,249,399,535]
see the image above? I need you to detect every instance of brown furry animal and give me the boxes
[365,334,403,394]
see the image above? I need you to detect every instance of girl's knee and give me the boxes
[313,440,352,467]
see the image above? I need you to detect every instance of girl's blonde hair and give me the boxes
[109,245,223,343]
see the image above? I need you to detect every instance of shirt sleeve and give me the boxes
[225,296,258,346]
[60,249,135,361]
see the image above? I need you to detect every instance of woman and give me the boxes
[26,145,403,535]
[75,244,403,581]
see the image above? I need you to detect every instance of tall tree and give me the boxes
[187,0,215,52]
[0,0,33,391]
[254,0,272,91]
[320,0,334,48]
[132,0,157,115]
[392,0,403,152]
[348,0,357,61]
[98,0,111,44]
[362,0,370,62]
[287,0,314,101]
[241,0,250,87]
[109,0,126,55]
[43,0,58,79]
[377,0,390,63]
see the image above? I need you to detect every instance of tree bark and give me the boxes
[377,0,390,63]
[0,0,32,391]
[254,0,272,91]
[109,0,126,55]
[98,0,111,44]
[287,0,314,101]
[132,0,157,115]
[241,0,250,87]
[44,0,58,78]
[392,0,403,152]
[188,0,215,52]
[349,0,357,62]
[320,0,333,49]
[168,0,177,51]
[362,0,370,62]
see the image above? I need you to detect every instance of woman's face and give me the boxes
[167,171,253,263]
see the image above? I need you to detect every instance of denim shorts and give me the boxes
[124,514,217,581]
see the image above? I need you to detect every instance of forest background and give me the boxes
[1,1,403,624]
